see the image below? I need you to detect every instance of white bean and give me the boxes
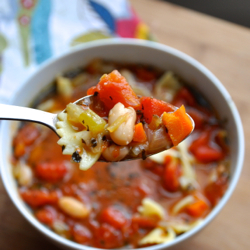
[58,196,90,218]
[15,163,33,186]
[108,102,136,145]
[102,145,129,161]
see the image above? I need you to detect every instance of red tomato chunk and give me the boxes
[189,128,225,163]
[140,96,174,123]
[99,206,128,229]
[94,223,124,249]
[35,161,68,182]
[20,189,59,207]
[131,215,158,229]
[87,70,141,111]
[205,175,228,206]
[13,124,40,157]
[35,206,57,225]
[72,224,92,245]
[163,156,181,192]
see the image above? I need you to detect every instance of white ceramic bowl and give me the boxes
[0,38,244,250]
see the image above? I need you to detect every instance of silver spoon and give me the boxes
[0,95,195,161]
[0,96,93,135]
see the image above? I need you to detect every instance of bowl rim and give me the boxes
[0,38,245,250]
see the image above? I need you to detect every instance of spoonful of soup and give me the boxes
[0,70,194,170]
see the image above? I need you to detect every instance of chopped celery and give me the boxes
[78,108,107,135]
[66,103,85,127]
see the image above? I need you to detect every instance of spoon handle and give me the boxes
[0,104,57,132]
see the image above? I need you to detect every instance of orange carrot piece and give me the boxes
[162,105,193,146]
[133,123,147,143]
[186,199,209,217]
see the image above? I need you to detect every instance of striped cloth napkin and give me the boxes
[0,0,152,104]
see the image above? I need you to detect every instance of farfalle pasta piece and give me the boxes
[57,112,101,170]
[138,198,165,219]
[139,227,176,245]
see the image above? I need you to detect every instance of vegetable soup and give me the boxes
[12,59,230,249]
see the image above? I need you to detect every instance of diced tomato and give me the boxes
[99,206,127,229]
[163,156,181,192]
[13,124,40,147]
[35,161,68,182]
[140,97,174,124]
[192,146,225,163]
[94,223,123,249]
[131,215,158,230]
[189,129,225,163]
[189,131,208,150]
[87,70,141,111]
[13,124,40,158]
[205,175,228,206]
[35,206,57,225]
[172,87,196,107]
[20,189,59,207]
[186,199,209,217]
[72,224,92,244]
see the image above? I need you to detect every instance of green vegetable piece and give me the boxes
[79,108,107,135]
[66,103,85,127]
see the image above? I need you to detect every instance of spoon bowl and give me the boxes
[0,95,195,161]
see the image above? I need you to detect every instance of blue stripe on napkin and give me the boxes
[31,0,52,64]
[88,0,116,34]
